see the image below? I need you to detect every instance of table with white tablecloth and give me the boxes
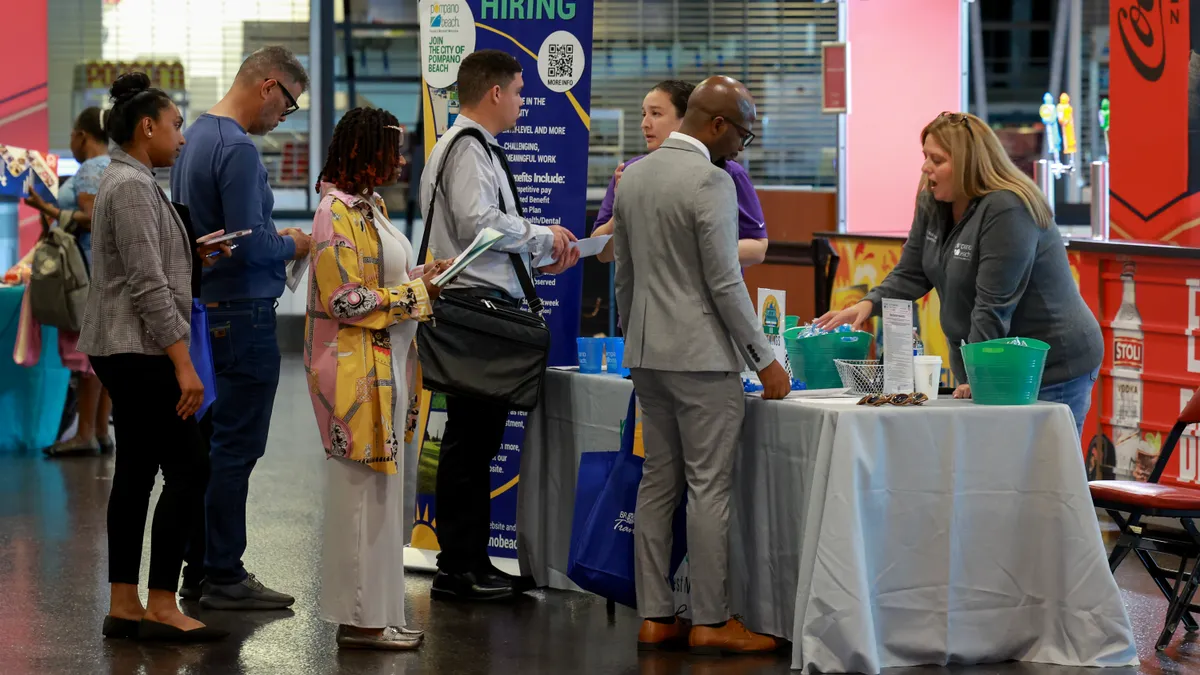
[515,369,1137,673]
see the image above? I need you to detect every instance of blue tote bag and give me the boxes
[190,299,217,419]
[567,391,687,608]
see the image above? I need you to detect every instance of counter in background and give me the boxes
[818,231,1200,488]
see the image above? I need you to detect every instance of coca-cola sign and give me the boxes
[1114,336,1145,369]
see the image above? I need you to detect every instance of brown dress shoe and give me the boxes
[689,617,778,655]
[638,618,690,651]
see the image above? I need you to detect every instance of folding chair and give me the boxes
[1089,386,1200,650]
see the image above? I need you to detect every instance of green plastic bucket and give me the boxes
[960,337,1050,405]
[784,329,872,389]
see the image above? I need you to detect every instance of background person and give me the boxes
[419,49,580,601]
[613,75,788,655]
[592,80,768,267]
[170,45,311,611]
[23,107,113,457]
[79,73,230,643]
[817,111,1103,437]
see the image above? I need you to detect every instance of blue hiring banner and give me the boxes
[412,0,593,566]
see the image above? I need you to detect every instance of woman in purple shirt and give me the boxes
[592,80,769,266]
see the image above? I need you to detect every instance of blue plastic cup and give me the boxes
[577,337,605,374]
[604,337,629,376]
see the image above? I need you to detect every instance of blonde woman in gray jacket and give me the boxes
[818,112,1103,437]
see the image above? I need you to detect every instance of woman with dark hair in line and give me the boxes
[78,72,230,642]
[590,80,770,267]
[21,107,115,457]
[304,107,452,650]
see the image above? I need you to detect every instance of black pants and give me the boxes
[435,394,511,574]
[92,353,208,592]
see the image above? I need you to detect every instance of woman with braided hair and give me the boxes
[303,107,452,650]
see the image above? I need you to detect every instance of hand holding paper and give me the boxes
[534,235,610,267]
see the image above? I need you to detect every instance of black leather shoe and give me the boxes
[483,567,537,594]
[101,616,140,639]
[179,585,202,601]
[431,571,516,602]
[137,619,229,643]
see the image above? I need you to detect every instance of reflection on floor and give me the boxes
[0,358,1198,674]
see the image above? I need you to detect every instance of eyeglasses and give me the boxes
[267,79,300,117]
[716,116,756,148]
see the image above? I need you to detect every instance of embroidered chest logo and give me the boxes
[952,243,973,261]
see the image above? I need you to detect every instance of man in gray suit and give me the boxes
[613,76,789,655]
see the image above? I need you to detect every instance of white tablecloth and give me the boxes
[516,370,1138,673]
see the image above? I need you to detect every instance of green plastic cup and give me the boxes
[784,329,872,389]
[784,316,801,330]
[960,337,1050,405]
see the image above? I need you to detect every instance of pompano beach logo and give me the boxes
[430,3,462,28]
[1117,0,1178,83]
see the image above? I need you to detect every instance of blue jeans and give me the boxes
[1038,368,1100,440]
[201,299,281,584]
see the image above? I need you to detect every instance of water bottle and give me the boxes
[913,328,924,356]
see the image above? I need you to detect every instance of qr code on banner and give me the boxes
[548,43,574,78]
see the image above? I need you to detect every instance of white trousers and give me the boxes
[320,456,407,628]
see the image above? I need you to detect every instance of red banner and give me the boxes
[822,43,848,114]
[1109,1,1199,245]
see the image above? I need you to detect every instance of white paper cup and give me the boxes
[913,355,943,399]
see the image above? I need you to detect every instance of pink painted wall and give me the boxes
[845,0,963,234]
[0,0,49,254]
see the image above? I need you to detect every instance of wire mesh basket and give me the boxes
[834,359,885,395]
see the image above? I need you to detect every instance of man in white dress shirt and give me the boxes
[420,49,580,602]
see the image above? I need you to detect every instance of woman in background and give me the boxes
[80,73,229,642]
[304,107,451,650]
[23,107,114,457]
[817,112,1103,437]
[590,80,769,267]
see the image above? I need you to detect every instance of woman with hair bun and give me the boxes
[78,72,231,643]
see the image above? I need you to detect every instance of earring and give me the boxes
[147,131,153,138]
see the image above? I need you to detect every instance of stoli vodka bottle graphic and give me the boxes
[1111,262,1145,480]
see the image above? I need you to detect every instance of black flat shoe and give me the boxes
[431,571,516,602]
[101,616,140,639]
[137,619,229,643]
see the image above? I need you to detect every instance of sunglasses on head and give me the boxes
[938,111,974,139]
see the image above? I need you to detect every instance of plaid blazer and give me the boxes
[78,148,192,357]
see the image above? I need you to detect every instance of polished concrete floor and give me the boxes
[2,359,1200,674]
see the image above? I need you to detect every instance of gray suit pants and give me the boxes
[629,369,744,625]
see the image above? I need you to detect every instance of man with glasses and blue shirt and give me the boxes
[170,45,312,611]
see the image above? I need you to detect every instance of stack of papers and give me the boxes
[433,227,506,287]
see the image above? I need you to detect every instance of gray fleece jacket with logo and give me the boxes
[863,189,1103,387]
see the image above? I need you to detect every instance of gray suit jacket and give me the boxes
[612,138,774,373]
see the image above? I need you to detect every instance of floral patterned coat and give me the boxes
[303,187,432,475]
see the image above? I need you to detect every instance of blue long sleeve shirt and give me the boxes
[170,114,296,302]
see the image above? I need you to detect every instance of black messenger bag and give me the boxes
[415,127,550,412]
